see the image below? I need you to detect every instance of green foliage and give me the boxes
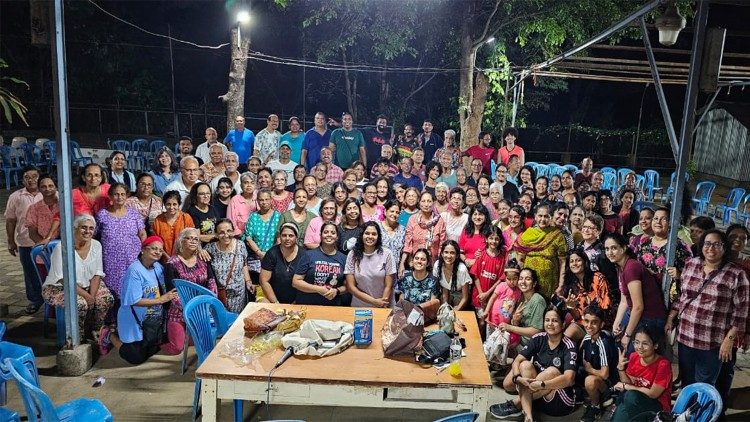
[0,58,29,126]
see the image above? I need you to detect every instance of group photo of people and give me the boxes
[5,112,749,422]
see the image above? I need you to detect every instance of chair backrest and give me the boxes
[69,141,85,159]
[1,358,52,422]
[726,188,746,207]
[672,382,722,422]
[183,296,225,365]
[173,279,216,307]
[29,246,48,288]
[600,166,616,174]
[131,139,150,156]
[433,412,479,422]
[742,193,750,214]
[0,322,5,341]
[635,174,646,190]
[42,141,56,159]
[150,140,167,154]
[535,164,548,177]
[644,169,660,188]
[0,146,21,168]
[563,164,578,174]
[602,172,617,190]
[693,181,716,201]
[617,168,633,186]
[111,140,131,155]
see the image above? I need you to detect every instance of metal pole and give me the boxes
[693,86,723,133]
[51,0,79,347]
[640,17,679,162]
[511,74,520,127]
[664,0,710,306]
[168,24,179,139]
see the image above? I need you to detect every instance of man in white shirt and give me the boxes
[195,127,228,164]
[267,141,298,185]
[165,156,201,203]
[254,114,281,165]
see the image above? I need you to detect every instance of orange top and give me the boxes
[151,211,194,257]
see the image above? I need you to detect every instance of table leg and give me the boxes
[472,388,489,422]
[201,378,219,421]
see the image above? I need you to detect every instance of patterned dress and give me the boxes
[634,237,692,302]
[96,207,145,297]
[125,195,163,228]
[164,256,217,324]
[205,240,248,313]
[378,221,406,271]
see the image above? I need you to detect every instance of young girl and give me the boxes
[470,227,507,314]
[483,258,522,344]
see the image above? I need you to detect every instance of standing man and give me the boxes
[267,141,299,185]
[363,114,392,171]
[224,116,255,172]
[200,143,227,181]
[575,157,595,190]
[416,119,441,164]
[301,111,331,170]
[280,116,305,164]
[254,114,281,165]
[393,124,418,160]
[497,127,525,167]
[319,147,344,183]
[175,136,203,166]
[328,112,366,170]
[463,131,495,176]
[4,166,43,314]
[195,127,228,165]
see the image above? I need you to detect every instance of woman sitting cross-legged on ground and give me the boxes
[162,227,218,355]
[101,236,178,365]
[42,214,114,340]
[490,305,578,421]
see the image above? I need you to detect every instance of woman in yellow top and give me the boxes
[514,203,567,298]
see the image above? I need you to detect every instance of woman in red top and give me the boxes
[612,325,672,421]
[459,203,492,269]
[72,163,111,216]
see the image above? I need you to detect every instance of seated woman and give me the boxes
[612,325,672,422]
[396,248,439,308]
[433,240,472,311]
[559,249,612,341]
[495,268,546,352]
[42,215,114,340]
[163,228,218,355]
[102,236,178,364]
[293,222,348,306]
[491,306,578,421]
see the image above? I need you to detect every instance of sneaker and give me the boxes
[98,326,112,356]
[580,404,601,422]
[489,400,522,419]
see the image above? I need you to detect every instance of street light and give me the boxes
[486,37,496,44]
[236,10,250,48]
[655,1,685,46]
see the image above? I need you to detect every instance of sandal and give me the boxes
[98,326,112,356]
[25,303,42,315]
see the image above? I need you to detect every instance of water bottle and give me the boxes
[448,337,462,377]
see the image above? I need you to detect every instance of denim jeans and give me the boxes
[18,246,43,305]
[620,310,666,354]
[715,347,737,416]
[678,342,723,387]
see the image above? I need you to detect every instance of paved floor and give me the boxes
[2,184,750,421]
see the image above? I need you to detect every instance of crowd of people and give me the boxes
[4,112,749,421]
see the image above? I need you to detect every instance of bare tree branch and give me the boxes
[473,0,503,47]
[402,73,437,106]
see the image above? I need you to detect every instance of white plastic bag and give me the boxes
[484,328,510,365]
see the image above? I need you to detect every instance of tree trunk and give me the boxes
[341,48,358,121]
[379,69,389,113]
[219,27,250,132]
[458,10,482,151]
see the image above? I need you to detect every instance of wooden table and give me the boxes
[196,303,493,421]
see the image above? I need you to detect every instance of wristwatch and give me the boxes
[512,374,520,384]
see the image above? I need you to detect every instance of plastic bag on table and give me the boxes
[220,332,283,366]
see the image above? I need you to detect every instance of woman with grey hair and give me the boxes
[434,129,460,169]
[43,214,114,337]
[227,172,257,236]
[163,227,217,355]
[149,147,180,196]
[271,169,293,212]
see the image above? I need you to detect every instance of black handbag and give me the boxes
[417,330,453,364]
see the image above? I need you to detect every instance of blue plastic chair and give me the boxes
[0,146,23,190]
[42,141,57,175]
[30,242,66,348]
[643,169,661,201]
[1,357,112,422]
[130,139,150,171]
[547,163,564,177]
[174,279,217,375]
[672,382,722,422]
[666,171,690,202]
[602,172,617,191]
[0,407,19,422]
[110,139,131,154]
[535,164,549,178]
[635,174,646,190]
[738,194,750,226]
[563,164,578,174]
[0,322,5,340]
[183,296,242,422]
[691,181,716,216]
[0,342,40,407]
[69,141,92,167]
[600,166,616,175]
[713,187,746,225]
[433,412,479,422]
[617,168,633,187]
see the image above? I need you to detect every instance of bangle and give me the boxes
[623,333,631,338]
[512,374,520,384]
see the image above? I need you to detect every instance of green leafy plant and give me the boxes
[0,58,29,126]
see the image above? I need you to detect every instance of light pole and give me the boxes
[237,10,250,49]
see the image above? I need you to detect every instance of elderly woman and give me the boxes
[162,228,218,355]
[226,172,256,236]
[634,206,692,304]
[606,233,667,352]
[271,170,293,212]
[486,183,503,221]
[185,182,220,244]
[149,147,180,196]
[666,229,749,395]
[42,215,114,338]
[299,175,322,215]
[514,203,567,298]
[294,221,349,306]
[260,223,303,304]
[125,173,163,228]
[96,183,147,297]
[435,129,460,170]
[73,163,111,216]
[345,222,397,308]
[401,191,447,276]
[243,189,281,294]
[102,236,178,364]
[205,219,251,313]
[433,182,450,214]
[278,188,316,248]
[210,152,242,193]
[614,171,645,206]
[398,187,419,226]
[106,150,136,193]
[152,190,194,260]
[313,162,332,198]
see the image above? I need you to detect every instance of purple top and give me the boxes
[96,208,145,297]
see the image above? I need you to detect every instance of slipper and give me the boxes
[25,303,42,315]
[98,326,112,356]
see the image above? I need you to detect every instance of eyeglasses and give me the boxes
[582,225,598,231]
[703,241,724,250]
[197,192,211,196]
[184,237,200,243]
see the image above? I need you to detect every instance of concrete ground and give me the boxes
[2,183,750,421]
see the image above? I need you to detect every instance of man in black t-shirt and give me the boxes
[578,305,619,422]
[363,115,392,170]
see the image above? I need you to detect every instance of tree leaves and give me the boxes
[0,58,29,126]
